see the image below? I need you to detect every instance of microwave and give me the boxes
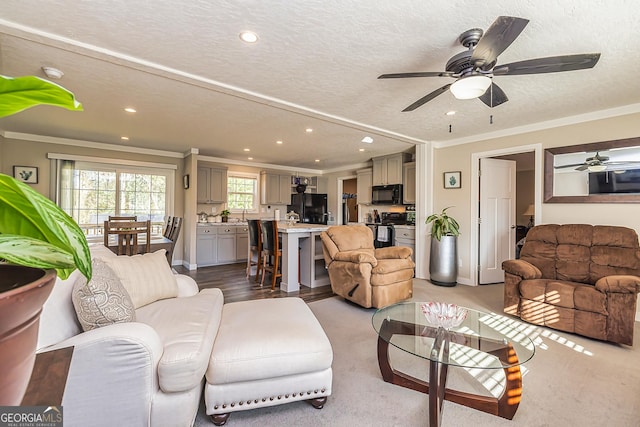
[371,184,403,205]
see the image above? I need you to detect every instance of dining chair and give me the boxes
[259,220,281,290]
[165,217,183,264]
[163,215,174,239]
[103,219,151,256]
[108,215,137,222]
[246,219,262,281]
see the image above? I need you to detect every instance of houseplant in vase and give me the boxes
[0,74,88,405]
[220,209,231,223]
[426,206,460,287]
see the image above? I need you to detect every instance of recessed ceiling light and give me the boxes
[276,140,283,144]
[305,128,313,133]
[121,136,129,141]
[124,107,136,113]
[445,110,456,116]
[243,148,250,152]
[359,148,365,152]
[361,136,373,143]
[315,159,320,162]
[239,31,259,43]
[41,66,64,79]
[248,157,253,160]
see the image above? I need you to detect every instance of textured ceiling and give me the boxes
[1,1,640,171]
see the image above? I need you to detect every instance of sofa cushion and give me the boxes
[207,298,333,385]
[103,249,178,309]
[72,258,136,331]
[135,288,223,392]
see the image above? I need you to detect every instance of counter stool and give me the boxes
[246,219,262,281]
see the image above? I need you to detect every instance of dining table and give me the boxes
[88,234,173,256]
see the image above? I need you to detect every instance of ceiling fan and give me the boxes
[554,152,640,172]
[379,16,601,111]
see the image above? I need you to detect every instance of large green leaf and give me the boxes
[0,75,83,118]
[0,235,76,271]
[0,174,91,280]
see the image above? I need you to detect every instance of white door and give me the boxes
[479,158,516,284]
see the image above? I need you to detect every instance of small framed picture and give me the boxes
[13,166,39,184]
[183,174,190,189]
[443,171,461,189]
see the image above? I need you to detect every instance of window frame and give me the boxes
[227,171,259,213]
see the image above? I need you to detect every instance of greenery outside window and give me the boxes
[227,172,258,212]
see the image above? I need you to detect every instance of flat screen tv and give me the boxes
[588,169,640,194]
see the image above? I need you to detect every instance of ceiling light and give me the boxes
[248,157,253,160]
[445,110,456,116]
[243,148,250,152]
[361,136,373,143]
[124,107,137,113]
[359,148,365,152]
[587,165,607,172]
[276,140,283,144]
[315,159,320,162]
[121,136,129,141]
[41,66,64,79]
[305,128,313,133]
[450,75,491,100]
[239,31,259,43]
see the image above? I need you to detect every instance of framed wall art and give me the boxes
[443,171,461,189]
[13,166,39,184]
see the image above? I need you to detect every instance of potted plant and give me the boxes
[220,209,231,223]
[0,74,88,405]
[425,206,460,287]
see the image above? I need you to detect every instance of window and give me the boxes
[56,160,173,235]
[227,172,258,212]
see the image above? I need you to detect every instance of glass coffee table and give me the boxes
[372,302,535,427]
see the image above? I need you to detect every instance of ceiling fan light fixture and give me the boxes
[587,164,607,172]
[450,75,492,100]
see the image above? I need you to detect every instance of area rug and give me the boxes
[194,279,640,426]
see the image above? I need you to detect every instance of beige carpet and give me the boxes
[195,279,640,426]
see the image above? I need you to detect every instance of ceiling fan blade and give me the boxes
[471,16,529,69]
[575,165,589,171]
[492,53,601,75]
[402,84,451,112]
[378,71,455,79]
[478,82,508,108]
[554,163,587,169]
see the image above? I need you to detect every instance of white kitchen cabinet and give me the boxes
[196,226,217,266]
[372,153,411,185]
[197,166,228,204]
[216,227,237,264]
[403,162,416,204]
[356,168,373,205]
[236,225,249,261]
[261,172,291,205]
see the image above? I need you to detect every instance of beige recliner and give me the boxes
[320,225,415,308]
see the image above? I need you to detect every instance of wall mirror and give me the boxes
[544,136,640,203]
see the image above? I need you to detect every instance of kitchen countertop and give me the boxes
[278,223,330,233]
[197,222,248,226]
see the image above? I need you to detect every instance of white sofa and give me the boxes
[37,246,223,427]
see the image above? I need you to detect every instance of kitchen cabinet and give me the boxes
[216,227,237,264]
[261,172,291,205]
[197,166,227,204]
[356,168,373,205]
[394,225,416,262]
[236,225,249,261]
[291,176,328,194]
[372,153,411,185]
[403,162,416,204]
[196,226,217,266]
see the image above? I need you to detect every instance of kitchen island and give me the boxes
[278,223,330,292]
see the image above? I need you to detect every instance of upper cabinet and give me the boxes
[291,176,328,194]
[372,153,411,185]
[356,168,373,205]
[261,172,291,205]
[197,166,227,204]
[403,162,416,204]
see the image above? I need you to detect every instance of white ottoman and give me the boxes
[204,297,333,425]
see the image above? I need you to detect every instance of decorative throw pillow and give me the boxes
[72,258,136,332]
[103,249,178,309]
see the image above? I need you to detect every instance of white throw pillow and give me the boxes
[72,258,136,331]
[103,249,178,309]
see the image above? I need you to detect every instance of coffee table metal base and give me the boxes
[377,319,522,427]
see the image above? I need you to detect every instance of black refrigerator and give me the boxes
[288,193,328,224]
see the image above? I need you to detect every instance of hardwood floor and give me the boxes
[173,262,335,304]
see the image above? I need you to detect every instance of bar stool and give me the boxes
[259,220,282,291]
[246,219,262,281]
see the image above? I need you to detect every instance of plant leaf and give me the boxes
[0,75,83,118]
[0,235,76,275]
[0,174,91,279]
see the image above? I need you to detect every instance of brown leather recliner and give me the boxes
[502,224,640,345]
[320,225,415,308]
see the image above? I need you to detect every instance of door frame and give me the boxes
[336,174,357,224]
[469,143,543,285]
